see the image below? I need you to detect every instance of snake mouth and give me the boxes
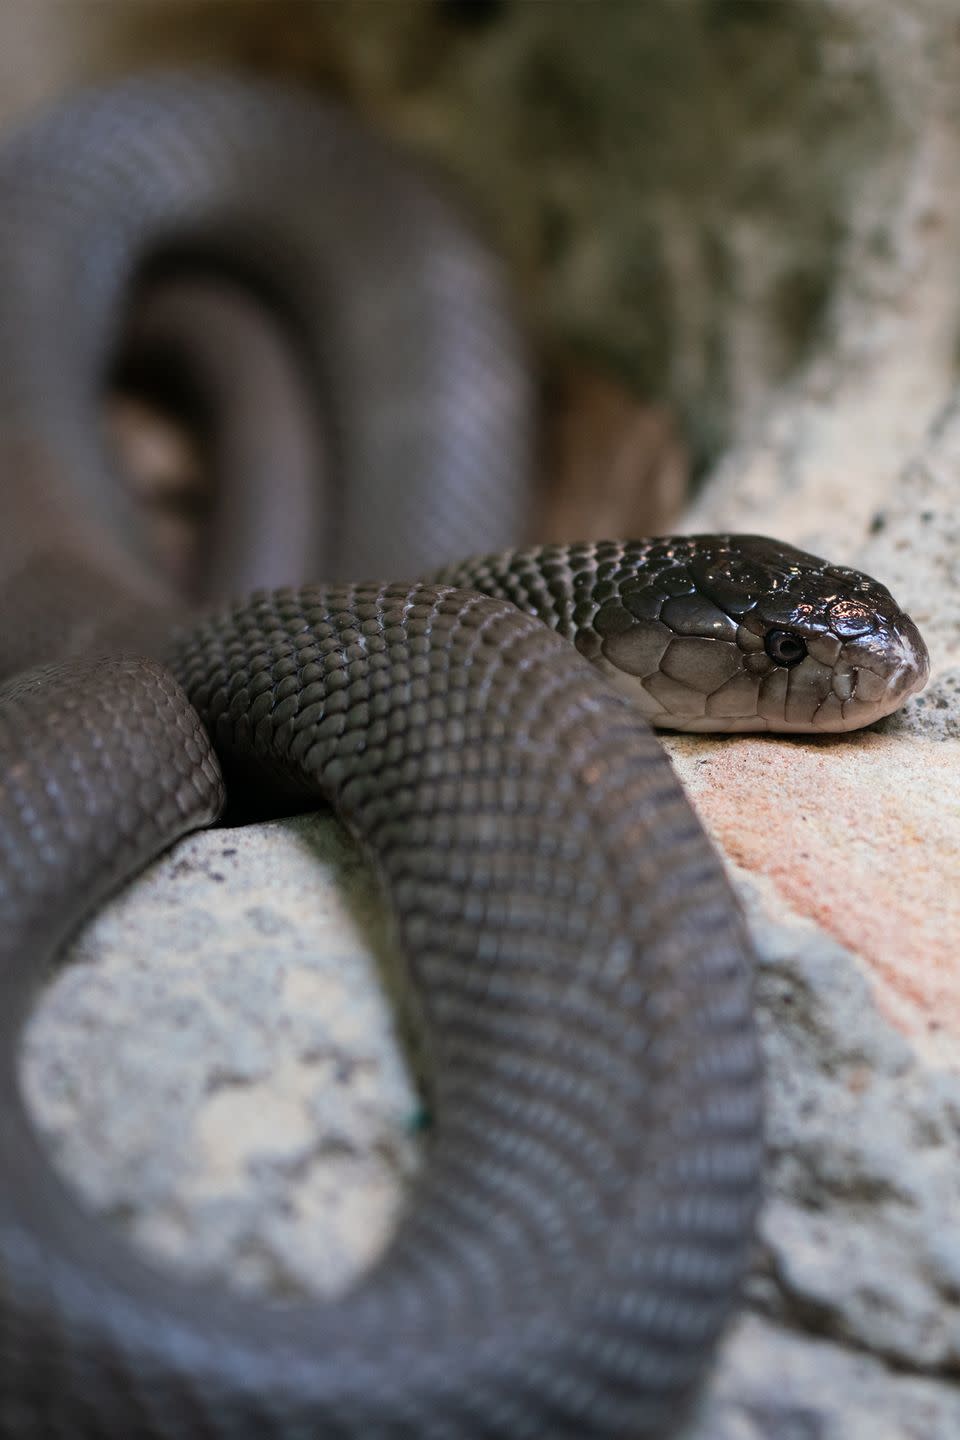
[881,614,930,707]
[838,615,930,728]
[895,614,931,699]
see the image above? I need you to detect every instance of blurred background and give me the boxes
[0,0,895,541]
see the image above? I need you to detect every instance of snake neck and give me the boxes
[434,541,617,643]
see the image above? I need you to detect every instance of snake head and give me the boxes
[585,534,930,733]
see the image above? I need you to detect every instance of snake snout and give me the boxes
[832,610,930,729]
[892,612,931,701]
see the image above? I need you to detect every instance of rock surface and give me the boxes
[670,148,960,1419]
[4,0,959,1434]
[23,816,423,1302]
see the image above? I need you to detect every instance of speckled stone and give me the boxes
[691,1314,960,1440]
[22,815,423,1300]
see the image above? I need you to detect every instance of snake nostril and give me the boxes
[764,629,807,667]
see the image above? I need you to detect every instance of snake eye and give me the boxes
[765,629,807,667]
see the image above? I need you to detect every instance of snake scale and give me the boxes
[0,74,929,1438]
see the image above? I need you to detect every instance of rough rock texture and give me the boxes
[666,11,960,1411]
[23,817,422,1303]
[688,867,960,1437]
[3,0,959,1435]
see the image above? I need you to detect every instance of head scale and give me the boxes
[582,534,929,733]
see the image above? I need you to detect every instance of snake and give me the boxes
[0,73,929,1439]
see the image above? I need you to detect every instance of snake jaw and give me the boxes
[838,610,930,728]
[804,625,926,733]
[891,611,931,701]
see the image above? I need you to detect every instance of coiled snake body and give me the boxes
[0,75,929,1438]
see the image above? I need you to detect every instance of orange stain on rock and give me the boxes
[667,732,960,1038]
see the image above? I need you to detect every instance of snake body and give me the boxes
[0,75,928,1438]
